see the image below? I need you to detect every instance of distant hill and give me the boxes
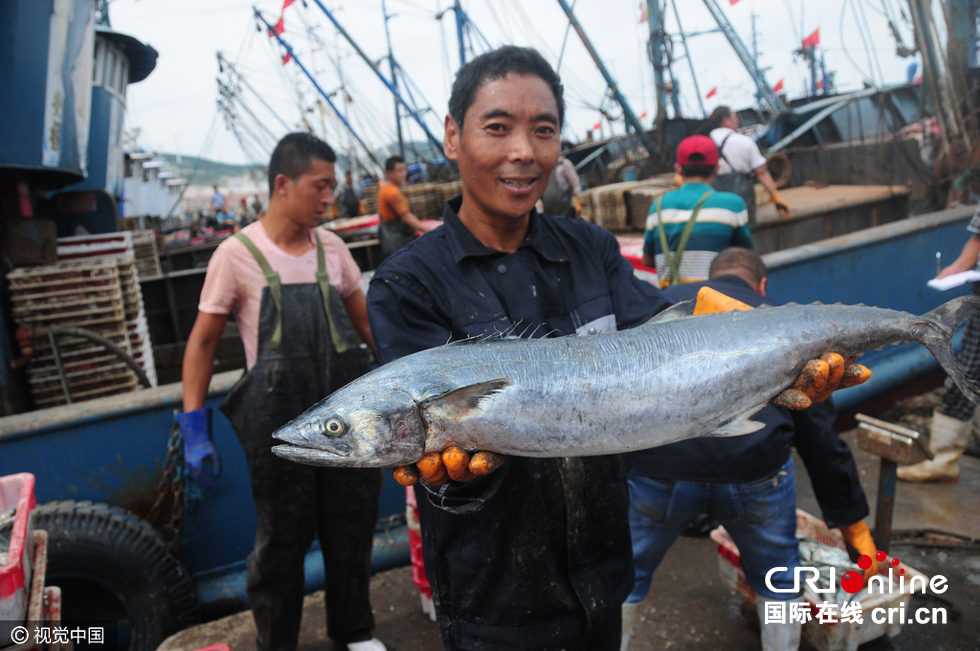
[158,138,445,187]
[156,153,262,187]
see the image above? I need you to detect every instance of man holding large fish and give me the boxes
[272,46,978,651]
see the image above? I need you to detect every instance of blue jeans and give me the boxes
[627,457,801,602]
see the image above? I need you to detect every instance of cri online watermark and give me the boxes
[762,550,949,626]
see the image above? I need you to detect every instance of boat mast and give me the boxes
[436,0,491,67]
[645,0,669,132]
[381,0,405,158]
[454,1,466,66]
[669,0,706,118]
[307,0,444,154]
[554,0,659,160]
[700,0,786,115]
[254,8,385,174]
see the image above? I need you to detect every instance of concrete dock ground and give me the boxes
[160,431,980,651]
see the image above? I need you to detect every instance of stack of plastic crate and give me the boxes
[131,230,162,278]
[57,233,158,387]
[7,260,138,407]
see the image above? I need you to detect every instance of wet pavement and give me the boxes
[160,432,980,651]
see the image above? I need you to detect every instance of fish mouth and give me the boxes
[272,443,390,467]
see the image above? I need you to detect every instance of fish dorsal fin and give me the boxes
[704,406,766,437]
[422,379,513,421]
[647,300,696,324]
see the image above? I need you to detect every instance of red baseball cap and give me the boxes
[676,135,719,166]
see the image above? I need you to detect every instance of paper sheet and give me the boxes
[927,270,980,291]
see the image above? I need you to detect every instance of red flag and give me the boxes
[773,79,784,93]
[817,77,824,90]
[282,52,292,65]
[283,0,297,8]
[729,0,741,4]
[638,111,648,120]
[705,87,718,99]
[802,28,820,50]
[593,122,602,131]
[268,16,285,37]
[639,2,647,23]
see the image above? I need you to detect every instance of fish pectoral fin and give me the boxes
[705,406,767,437]
[422,378,513,422]
[647,300,696,324]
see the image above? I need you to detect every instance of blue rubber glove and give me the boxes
[176,408,221,490]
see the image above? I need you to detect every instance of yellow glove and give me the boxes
[393,447,507,486]
[693,287,872,410]
[770,191,792,219]
[841,520,878,580]
[572,195,582,217]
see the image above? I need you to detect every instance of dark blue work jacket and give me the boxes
[367,196,671,650]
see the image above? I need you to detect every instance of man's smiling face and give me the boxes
[445,72,561,224]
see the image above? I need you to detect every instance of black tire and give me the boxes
[32,501,200,651]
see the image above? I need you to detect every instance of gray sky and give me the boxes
[109,0,922,167]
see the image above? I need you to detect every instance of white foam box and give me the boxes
[711,509,929,651]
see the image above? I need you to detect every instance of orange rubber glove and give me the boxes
[393,447,507,486]
[841,520,878,580]
[770,191,792,220]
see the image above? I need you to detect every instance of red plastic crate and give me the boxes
[0,473,36,629]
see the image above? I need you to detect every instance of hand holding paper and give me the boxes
[927,270,980,291]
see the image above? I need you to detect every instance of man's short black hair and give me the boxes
[385,156,405,173]
[267,132,336,196]
[709,247,768,283]
[680,164,717,178]
[448,46,564,128]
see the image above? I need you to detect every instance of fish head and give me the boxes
[271,380,426,468]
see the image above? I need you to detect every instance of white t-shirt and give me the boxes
[198,220,362,369]
[710,127,767,176]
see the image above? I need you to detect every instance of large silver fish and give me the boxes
[272,296,980,467]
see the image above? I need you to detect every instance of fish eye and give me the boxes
[324,417,346,436]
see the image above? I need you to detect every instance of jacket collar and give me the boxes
[442,195,568,264]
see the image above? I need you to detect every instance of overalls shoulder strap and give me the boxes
[717,132,736,171]
[235,231,349,353]
[314,232,350,354]
[656,190,714,287]
[235,231,285,350]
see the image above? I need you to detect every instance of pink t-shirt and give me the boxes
[198,220,362,369]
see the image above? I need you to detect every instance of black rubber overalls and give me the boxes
[712,132,758,226]
[379,217,416,260]
[219,231,381,651]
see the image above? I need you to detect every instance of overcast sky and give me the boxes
[109,0,923,168]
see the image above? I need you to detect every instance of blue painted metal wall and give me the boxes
[0,0,94,183]
[65,89,113,194]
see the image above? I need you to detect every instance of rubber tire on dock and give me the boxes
[31,500,200,651]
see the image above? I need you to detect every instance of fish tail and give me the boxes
[919,295,980,406]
